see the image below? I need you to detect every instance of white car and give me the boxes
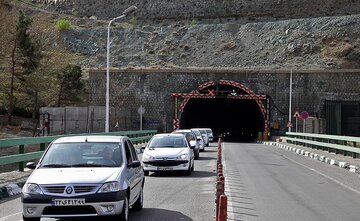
[205,128,214,142]
[142,133,195,176]
[191,129,206,152]
[192,128,210,147]
[22,136,144,221]
[171,129,200,159]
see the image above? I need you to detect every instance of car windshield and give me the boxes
[148,136,187,148]
[192,130,201,137]
[173,132,195,140]
[40,142,123,168]
[199,130,207,135]
[206,129,212,134]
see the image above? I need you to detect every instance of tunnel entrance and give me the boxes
[172,80,269,142]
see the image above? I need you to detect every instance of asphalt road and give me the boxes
[0,144,218,221]
[2,142,360,221]
[223,142,360,221]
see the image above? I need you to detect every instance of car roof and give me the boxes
[173,129,192,133]
[53,135,125,143]
[153,133,184,137]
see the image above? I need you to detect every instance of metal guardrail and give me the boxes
[286,132,360,158]
[0,130,157,171]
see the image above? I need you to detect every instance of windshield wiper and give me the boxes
[42,164,71,168]
[71,163,103,167]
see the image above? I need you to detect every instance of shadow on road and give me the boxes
[197,156,216,160]
[130,208,193,220]
[148,170,216,178]
[58,208,193,221]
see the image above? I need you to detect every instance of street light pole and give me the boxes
[288,68,293,132]
[105,6,137,133]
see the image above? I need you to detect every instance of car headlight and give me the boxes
[98,182,120,193]
[23,183,43,194]
[143,153,155,161]
[177,154,188,160]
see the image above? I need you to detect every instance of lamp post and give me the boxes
[288,68,293,132]
[105,6,137,133]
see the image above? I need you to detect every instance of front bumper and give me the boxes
[143,159,190,171]
[22,190,126,218]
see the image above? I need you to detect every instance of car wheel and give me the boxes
[23,216,40,221]
[144,170,149,176]
[191,163,194,172]
[185,164,192,175]
[195,151,199,160]
[132,185,143,211]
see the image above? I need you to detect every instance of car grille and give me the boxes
[43,206,96,215]
[44,186,65,194]
[146,160,188,167]
[74,186,97,193]
[42,185,98,194]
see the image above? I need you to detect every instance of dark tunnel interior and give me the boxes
[180,98,264,142]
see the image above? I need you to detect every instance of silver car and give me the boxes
[22,135,144,221]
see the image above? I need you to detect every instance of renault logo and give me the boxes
[65,186,73,194]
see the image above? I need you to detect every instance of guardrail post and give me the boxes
[40,143,46,151]
[19,144,24,172]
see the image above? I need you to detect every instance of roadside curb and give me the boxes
[261,141,360,174]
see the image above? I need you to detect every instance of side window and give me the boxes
[127,140,139,161]
[124,141,133,164]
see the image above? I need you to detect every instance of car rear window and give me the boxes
[40,142,123,167]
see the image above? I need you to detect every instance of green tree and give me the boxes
[8,11,41,124]
[57,65,85,107]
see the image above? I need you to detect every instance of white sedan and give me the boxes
[142,133,195,176]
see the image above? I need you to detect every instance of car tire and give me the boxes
[144,170,149,176]
[23,216,40,221]
[191,163,194,172]
[132,185,143,211]
[185,164,192,175]
[195,151,199,160]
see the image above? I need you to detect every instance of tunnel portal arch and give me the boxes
[171,80,270,140]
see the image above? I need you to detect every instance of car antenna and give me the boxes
[85,137,88,142]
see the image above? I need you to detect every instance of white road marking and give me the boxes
[222,143,235,221]
[274,148,360,196]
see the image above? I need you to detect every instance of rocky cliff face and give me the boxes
[4,0,360,70]
[35,0,360,21]
[61,14,360,70]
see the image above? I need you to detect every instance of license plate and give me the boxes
[52,198,85,206]
[158,167,173,171]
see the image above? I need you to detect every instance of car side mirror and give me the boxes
[26,162,36,169]
[141,146,146,150]
[128,160,141,168]
[136,148,143,154]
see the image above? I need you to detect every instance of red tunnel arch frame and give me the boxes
[171,80,270,133]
